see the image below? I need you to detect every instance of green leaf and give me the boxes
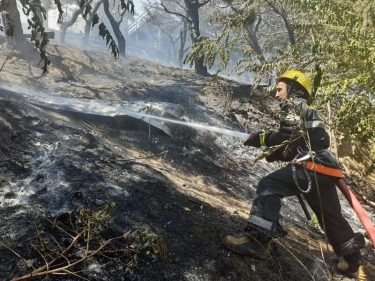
[5,27,14,36]
[120,0,127,10]
[98,23,106,38]
[92,14,99,27]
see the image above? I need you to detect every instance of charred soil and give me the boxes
[0,41,374,281]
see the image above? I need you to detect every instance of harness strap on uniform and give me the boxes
[291,160,313,193]
[294,161,344,178]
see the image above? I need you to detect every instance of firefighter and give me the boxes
[223,70,367,280]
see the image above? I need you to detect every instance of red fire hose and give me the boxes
[337,179,375,248]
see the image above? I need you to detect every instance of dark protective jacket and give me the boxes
[263,95,340,169]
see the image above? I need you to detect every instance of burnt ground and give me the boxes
[0,40,374,281]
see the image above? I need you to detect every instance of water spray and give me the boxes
[128,111,251,140]
[23,93,251,141]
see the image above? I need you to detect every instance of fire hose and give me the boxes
[336,179,375,248]
[291,152,375,248]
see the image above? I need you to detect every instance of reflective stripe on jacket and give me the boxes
[264,96,339,169]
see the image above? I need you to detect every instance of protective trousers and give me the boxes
[248,164,359,256]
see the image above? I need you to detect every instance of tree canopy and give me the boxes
[185,0,375,147]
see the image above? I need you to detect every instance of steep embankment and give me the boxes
[0,41,374,281]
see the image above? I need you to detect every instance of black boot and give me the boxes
[223,223,284,259]
[223,231,272,259]
[337,233,367,280]
[343,251,363,274]
[338,253,369,280]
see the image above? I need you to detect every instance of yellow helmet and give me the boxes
[276,70,311,95]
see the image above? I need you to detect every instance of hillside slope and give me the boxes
[0,41,374,281]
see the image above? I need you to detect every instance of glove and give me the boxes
[243,132,266,148]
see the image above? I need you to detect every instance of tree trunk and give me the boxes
[184,0,208,76]
[32,0,44,26]
[2,0,26,49]
[266,1,296,45]
[327,102,339,158]
[83,0,104,45]
[244,25,266,62]
[178,19,188,68]
[103,0,126,57]
[41,0,50,29]
[60,9,82,44]
[83,19,91,45]
[282,15,296,45]
[60,22,67,44]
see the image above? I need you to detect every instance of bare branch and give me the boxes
[160,3,192,24]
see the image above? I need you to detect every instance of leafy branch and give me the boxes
[18,0,51,73]
[1,0,134,72]
[2,203,166,280]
